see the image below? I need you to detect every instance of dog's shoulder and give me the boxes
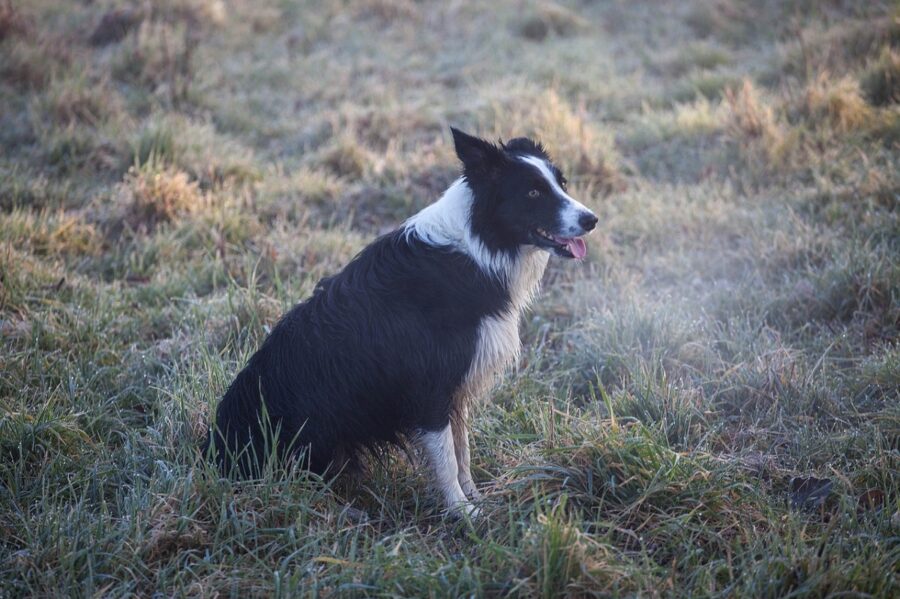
[302,229,510,327]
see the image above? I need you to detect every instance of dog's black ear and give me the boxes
[450,127,503,174]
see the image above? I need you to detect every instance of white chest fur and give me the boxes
[402,178,552,406]
[457,248,549,405]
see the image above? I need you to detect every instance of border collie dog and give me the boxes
[208,127,597,516]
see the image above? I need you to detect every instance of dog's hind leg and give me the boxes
[451,405,481,500]
[419,423,478,518]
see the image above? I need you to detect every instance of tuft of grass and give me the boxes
[620,99,727,178]
[0,409,92,467]
[130,116,259,187]
[0,209,101,257]
[112,18,196,105]
[255,167,345,223]
[0,166,74,211]
[38,125,114,175]
[765,246,900,337]
[803,73,876,132]
[317,134,375,179]
[120,162,205,230]
[861,46,900,106]
[671,97,727,136]
[724,79,781,140]
[132,119,179,167]
[0,38,59,90]
[723,78,798,174]
[34,72,123,128]
[517,499,604,598]
[780,16,900,80]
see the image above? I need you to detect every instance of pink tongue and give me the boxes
[567,238,587,259]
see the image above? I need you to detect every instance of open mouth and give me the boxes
[532,228,588,260]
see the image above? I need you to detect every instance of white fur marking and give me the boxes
[420,424,477,516]
[403,178,515,279]
[452,405,480,499]
[519,155,594,235]
[459,247,548,404]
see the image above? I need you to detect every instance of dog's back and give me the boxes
[207,230,508,476]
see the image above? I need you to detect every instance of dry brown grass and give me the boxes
[804,73,876,132]
[0,210,102,257]
[317,135,376,179]
[673,97,727,136]
[122,164,205,229]
[724,78,797,171]
[724,79,780,140]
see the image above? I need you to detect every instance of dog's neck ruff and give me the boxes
[403,178,545,286]
[405,178,549,407]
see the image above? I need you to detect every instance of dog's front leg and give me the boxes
[419,424,478,518]
[452,405,481,500]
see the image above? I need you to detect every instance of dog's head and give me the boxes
[451,127,598,260]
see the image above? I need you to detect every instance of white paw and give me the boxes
[449,501,480,520]
[460,480,482,501]
[461,502,481,519]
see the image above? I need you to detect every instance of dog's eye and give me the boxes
[528,190,540,198]
[560,178,568,191]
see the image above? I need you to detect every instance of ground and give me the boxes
[1,0,898,596]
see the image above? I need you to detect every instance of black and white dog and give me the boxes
[207,127,597,516]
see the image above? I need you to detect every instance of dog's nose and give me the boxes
[579,212,598,232]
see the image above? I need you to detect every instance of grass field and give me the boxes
[1,0,899,596]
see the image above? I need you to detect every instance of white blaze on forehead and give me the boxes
[518,155,594,230]
[518,155,586,206]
